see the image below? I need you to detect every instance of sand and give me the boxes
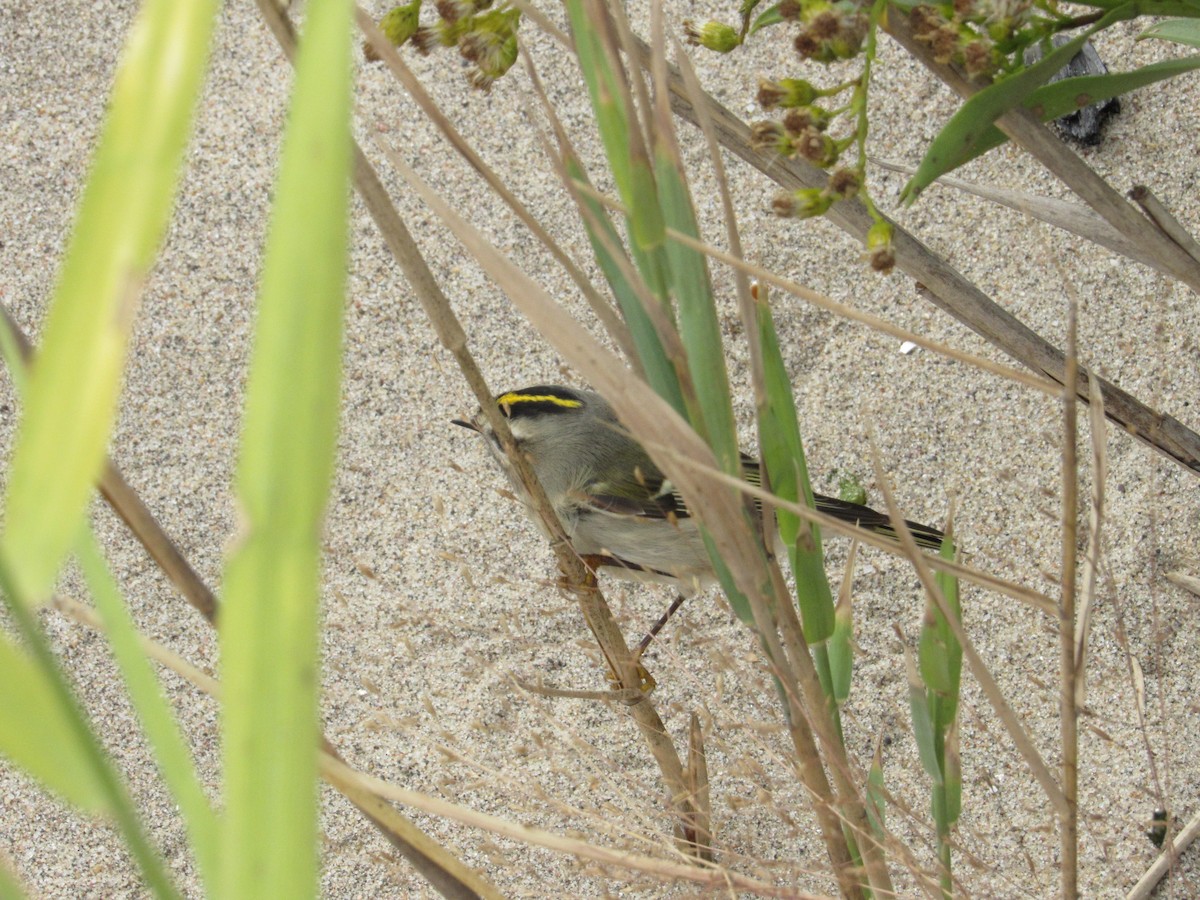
[2,0,1199,896]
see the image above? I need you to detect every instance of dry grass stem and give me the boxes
[1075,372,1109,707]
[1127,185,1200,265]
[870,159,1150,268]
[52,595,818,898]
[1058,297,1080,898]
[870,442,1070,818]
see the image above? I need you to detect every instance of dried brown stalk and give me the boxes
[1059,297,1080,898]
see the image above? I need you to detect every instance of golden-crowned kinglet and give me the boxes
[453,385,944,591]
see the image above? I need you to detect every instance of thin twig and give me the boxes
[1127,806,1200,900]
[1059,294,1080,899]
[1074,373,1108,707]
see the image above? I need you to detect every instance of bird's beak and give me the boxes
[451,418,479,433]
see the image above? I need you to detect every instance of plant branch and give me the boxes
[624,35,1200,478]
[885,13,1200,294]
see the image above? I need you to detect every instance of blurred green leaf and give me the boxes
[218,0,354,894]
[749,3,785,35]
[77,532,218,890]
[0,861,28,899]
[0,631,110,812]
[1139,18,1200,47]
[0,0,220,606]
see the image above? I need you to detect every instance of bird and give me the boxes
[452,384,944,596]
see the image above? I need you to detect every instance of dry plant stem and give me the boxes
[884,16,1200,293]
[625,37,1200,477]
[1129,185,1200,266]
[1128,806,1200,900]
[767,559,896,899]
[1,304,498,898]
[684,713,713,862]
[871,159,1152,269]
[306,3,700,850]
[1059,300,1080,899]
[350,8,638,367]
[1074,376,1107,708]
[747,564,870,900]
[869,444,1071,819]
[56,600,812,900]
[1165,568,1200,598]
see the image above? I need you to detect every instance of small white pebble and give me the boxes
[899,340,918,355]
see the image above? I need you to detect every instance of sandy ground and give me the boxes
[2,0,1200,896]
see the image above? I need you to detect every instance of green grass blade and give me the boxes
[564,0,671,266]
[0,560,179,898]
[756,294,834,642]
[566,158,685,413]
[944,56,1200,170]
[0,629,111,813]
[563,0,637,215]
[904,643,942,784]
[1140,17,1200,47]
[218,0,354,894]
[76,532,218,891]
[930,540,963,732]
[654,143,738,470]
[0,0,220,606]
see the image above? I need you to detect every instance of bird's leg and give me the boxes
[565,554,657,692]
[635,593,688,659]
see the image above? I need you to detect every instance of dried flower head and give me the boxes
[829,167,861,198]
[866,219,896,273]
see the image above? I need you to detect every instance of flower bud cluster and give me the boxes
[779,0,869,63]
[683,20,742,53]
[908,0,1033,79]
[367,0,519,89]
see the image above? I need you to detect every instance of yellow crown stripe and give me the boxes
[496,391,583,409]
